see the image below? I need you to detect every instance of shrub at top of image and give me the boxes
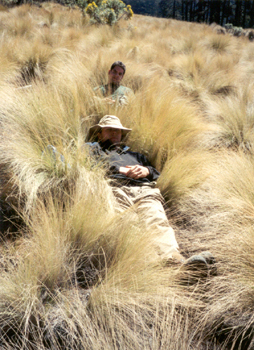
[1,0,133,25]
[85,0,133,25]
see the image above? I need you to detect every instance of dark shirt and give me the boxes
[86,141,160,186]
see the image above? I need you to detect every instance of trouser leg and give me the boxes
[112,185,179,260]
[135,187,179,259]
[111,186,139,224]
[111,186,135,211]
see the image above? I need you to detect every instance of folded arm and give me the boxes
[119,165,150,179]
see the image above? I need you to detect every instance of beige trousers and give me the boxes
[112,185,179,259]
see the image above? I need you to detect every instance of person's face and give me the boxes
[108,66,125,84]
[98,127,122,144]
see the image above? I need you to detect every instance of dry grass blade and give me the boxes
[0,3,254,349]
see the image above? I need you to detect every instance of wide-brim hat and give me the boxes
[88,115,132,140]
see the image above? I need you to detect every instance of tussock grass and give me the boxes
[202,32,237,53]
[0,191,201,349]
[119,77,206,172]
[173,151,254,262]
[201,88,254,151]
[157,150,213,208]
[1,4,254,349]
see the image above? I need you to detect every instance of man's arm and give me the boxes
[118,152,160,181]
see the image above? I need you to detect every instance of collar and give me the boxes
[99,140,129,152]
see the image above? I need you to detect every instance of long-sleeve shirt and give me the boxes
[94,84,133,105]
[86,140,160,186]
[94,84,133,99]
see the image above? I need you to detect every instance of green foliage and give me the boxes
[76,0,89,9]
[57,0,88,9]
[1,0,20,6]
[85,0,133,25]
[0,0,133,20]
[224,23,233,30]
[224,23,243,37]
[233,26,243,37]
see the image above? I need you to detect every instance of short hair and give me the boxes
[110,61,126,75]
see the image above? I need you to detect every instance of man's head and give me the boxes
[108,61,126,85]
[89,115,131,143]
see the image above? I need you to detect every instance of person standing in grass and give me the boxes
[87,115,215,274]
[94,61,133,105]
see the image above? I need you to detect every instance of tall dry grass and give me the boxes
[0,3,254,349]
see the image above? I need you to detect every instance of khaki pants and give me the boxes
[112,185,179,260]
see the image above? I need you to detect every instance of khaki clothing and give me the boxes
[112,185,179,259]
[46,142,180,261]
[94,84,133,105]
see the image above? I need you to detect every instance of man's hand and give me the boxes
[119,165,149,179]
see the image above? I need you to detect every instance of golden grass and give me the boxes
[0,3,254,349]
[200,88,254,151]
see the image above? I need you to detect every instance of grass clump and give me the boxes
[1,4,254,349]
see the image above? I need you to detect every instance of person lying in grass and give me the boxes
[47,115,215,280]
[86,115,215,275]
[94,61,133,105]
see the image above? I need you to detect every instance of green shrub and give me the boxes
[233,26,243,36]
[224,23,233,30]
[224,23,243,37]
[1,0,20,6]
[85,0,133,25]
[56,0,88,9]
[0,0,133,22]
